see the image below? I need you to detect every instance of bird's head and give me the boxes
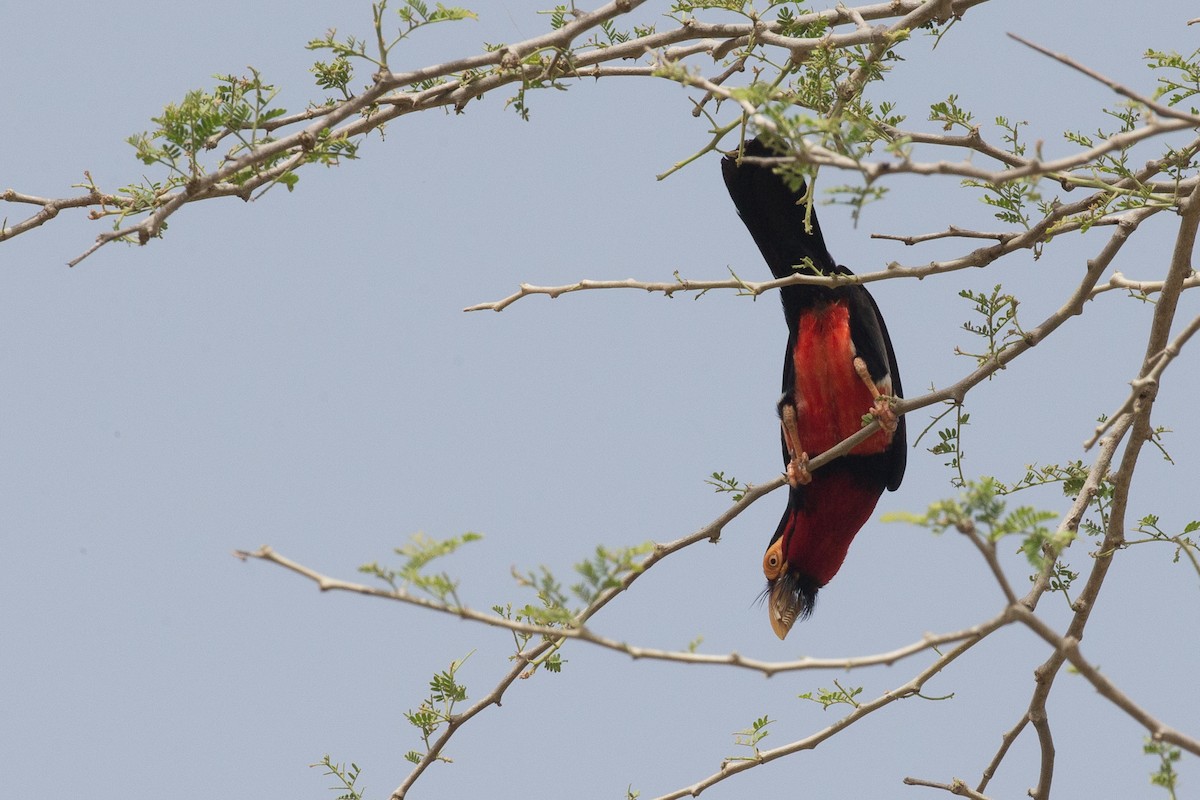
[762,536,820,639]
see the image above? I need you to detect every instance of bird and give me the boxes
[721,137,907,639]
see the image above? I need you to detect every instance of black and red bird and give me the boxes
[721,138,906,639]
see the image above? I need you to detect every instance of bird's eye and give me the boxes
[763,546,784,579]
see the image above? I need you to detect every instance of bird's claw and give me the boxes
[787,451,812,487]
[853,356,898,433]
[871,396,898,434]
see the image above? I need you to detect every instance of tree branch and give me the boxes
[1007,33,1200,125]
[904,776,993,800]
[989,185,1200,799]
[1014,606,1200,757]
[466,164,1178,311]
[248,541,1014,675]
[3,0,996,262]
[1089,269,1200,299]
[651,620,1005,800]
[1085,312,1200,449]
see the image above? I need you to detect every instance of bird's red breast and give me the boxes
[792,300,895,457]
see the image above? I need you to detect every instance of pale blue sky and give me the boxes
[3,2,1198,798]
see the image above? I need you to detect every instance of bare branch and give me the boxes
[652,621,1005,800]
[1014,606,1200,757]
[1085,312,1200,448]
[0,186,128,242]
[800,122,1198,188]
[870,226,1016,245]
[976,713,1029,794]
[1007,33,1200,125]
[467,162,1177,311]
[1089,269,1200,299]
[904,776,993,800]
[958,527,1019,605]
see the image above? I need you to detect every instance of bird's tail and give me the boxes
[720,137,837,280]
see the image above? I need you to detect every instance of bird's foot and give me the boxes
[870,395,898,434]
[787,450,812,488]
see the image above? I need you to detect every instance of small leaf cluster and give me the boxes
[752,33,911,190]
[884,478,1064,569]
[705,470,748,502]
[311,755,366,800]
[981,460,1091,606]
[955,284,1029,370]
[512,565,579,629]
[311,55,355,100]
[512,541,655,628]
[991,461,1089,498]
[308,0,477,71]
[118,70,291,229]
[929,423,964,482]
[1146,47,1200,111]
[1128,514,1200,578]
[113,67,363,235]
[799,679,863,710]
[491,602,567,675]
[668,4,917,214]
[403,652,473,765]
[965,118,1051,235]
[929,93,974,132]
[584,18,633,48]
[774,5,827,40]
[503,51,571,122]
[1055,103,1183,231]
[504,6,659,119]
[572,542,655,604]
[823,183,889,226]
[1043,560,1080,605]
[917,400,970,487]
[1063,106,1139,182]
[1144,737,1182,800]
[727,714,774,762]
[359,531,482,605]
[670,0,751,16]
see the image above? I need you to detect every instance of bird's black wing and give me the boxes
[844,283,906,492]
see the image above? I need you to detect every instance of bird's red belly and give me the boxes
[793,302,891,456]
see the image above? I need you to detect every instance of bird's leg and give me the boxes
[780,403,811,487]
[853,357,898,434]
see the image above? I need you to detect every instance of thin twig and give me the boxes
[904,776,993,800]
[466,172,1176,312]
[1089,270,1200,300]
[652,617,1007,800]
[1085,313,1200,449]
[871,226,1016,245]
[1007,33,1200,125]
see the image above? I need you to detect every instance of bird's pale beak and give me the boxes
[768,581,800,640]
